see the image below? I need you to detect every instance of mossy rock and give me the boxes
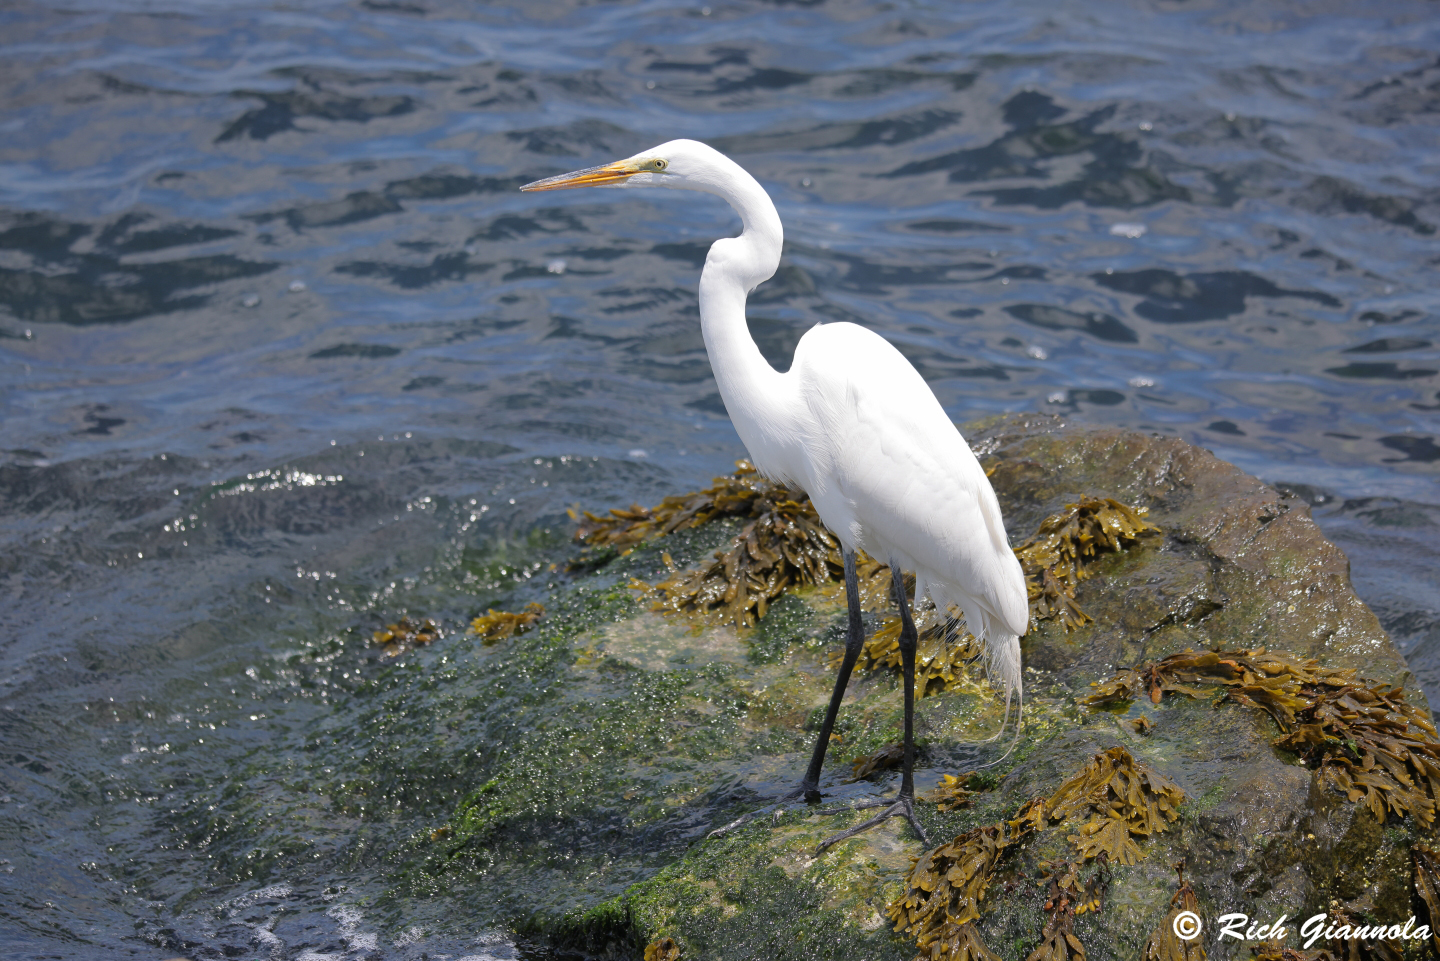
[429,416,1430,960]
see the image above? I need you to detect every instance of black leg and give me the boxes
[706,550,866,837]
[811,564,929,855]
[796,549,865,802]
[892,565,918,802]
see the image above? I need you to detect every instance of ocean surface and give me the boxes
[0,0,1436,958]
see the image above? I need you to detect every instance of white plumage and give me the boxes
[523,139,1028,842]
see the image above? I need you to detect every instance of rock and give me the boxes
[405,416,1431,960]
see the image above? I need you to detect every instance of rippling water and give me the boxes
[1,0,1437,957]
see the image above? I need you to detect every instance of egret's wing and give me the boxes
[789,322,1028,637]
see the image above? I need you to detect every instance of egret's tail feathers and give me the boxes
[973,634,1020,745]
[935,602,1023,758]
[970,619,1023,759]
[972,684,1023,770]
[986,628,1023,708]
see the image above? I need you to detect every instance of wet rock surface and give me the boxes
[12,419,1425,960]
[413,416,1431,960]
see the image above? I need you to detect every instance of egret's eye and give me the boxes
[653,159,667,170]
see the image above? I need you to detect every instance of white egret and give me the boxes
[521,140,1027,849]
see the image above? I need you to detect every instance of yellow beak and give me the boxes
[520,160,643,192]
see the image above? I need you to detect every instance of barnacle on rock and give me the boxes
[1143,863,1205,961]
[849,741,906,781]
[469,602,544,644]
[1013,497,1160,631]
[1087,648,1440,826]
[372,617,441,657]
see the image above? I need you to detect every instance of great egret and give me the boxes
[521,140,1027,850]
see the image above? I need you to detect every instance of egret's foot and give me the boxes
[813,795,929,856]
[706,782,822,839]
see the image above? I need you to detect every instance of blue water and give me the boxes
[1,0,1437,957]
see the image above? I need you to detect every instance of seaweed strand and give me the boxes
[1087,648,1440,826]
[572,466,1158,636]
[888,746,1183,960]
[1012,497,1161,631]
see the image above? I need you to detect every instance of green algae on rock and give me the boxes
[384,416,1437,961]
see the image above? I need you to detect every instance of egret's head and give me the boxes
[519,139,734,195]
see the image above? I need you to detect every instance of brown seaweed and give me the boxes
[1012,497,1160,631]
[372,616,441,657]
[1320,907,1404,961]
[1248,947,1334,961]
[924,772,980,812]
[1026,860,1107,961]
[1414,845,1440,957]
[1143,864,1206,961]
[643,937,682,961]
[929,923,1003,961]
[1046,746,1184,866]
[888,746,1181,961]
[1087,648,1440,826]
[575,465,1156,636]
[647,495,887,628]
[849,741,906,781]
[834,615,985,698]
[575,461,889,627]
[470,602,544,644]
[887,822,1018,957]
[573,461,784,551]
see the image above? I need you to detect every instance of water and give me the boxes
[1,0,1436,957]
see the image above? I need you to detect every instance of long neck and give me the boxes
[698,167,786,451]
